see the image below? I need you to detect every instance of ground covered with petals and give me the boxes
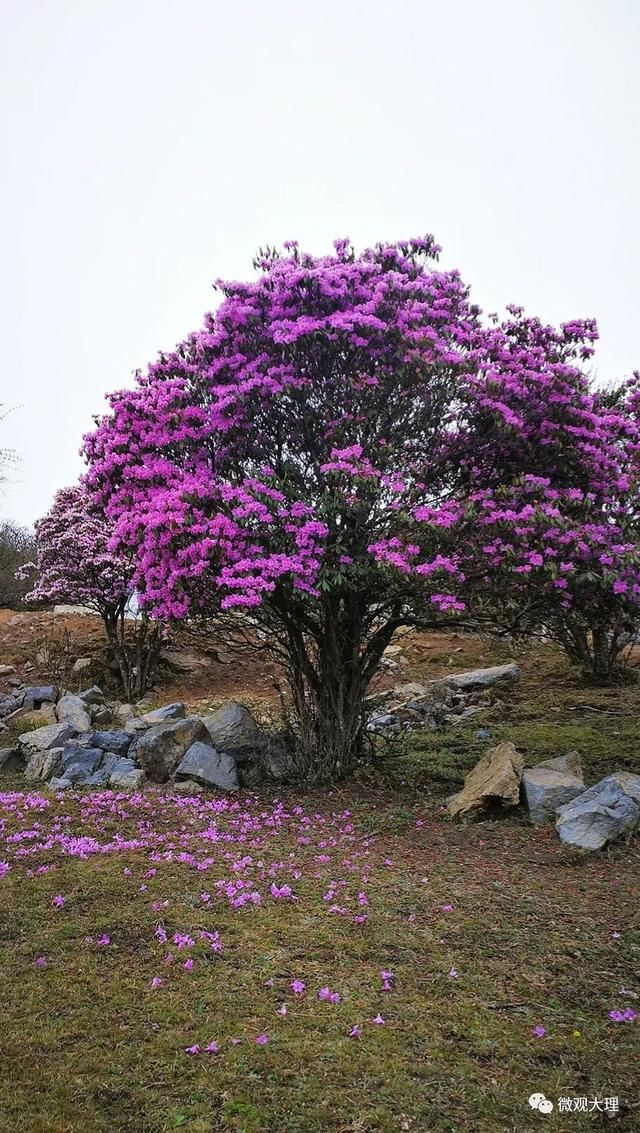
[1,771,638,1133]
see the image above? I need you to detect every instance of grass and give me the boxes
[0,638,639,1131]
[0,779,639,1132]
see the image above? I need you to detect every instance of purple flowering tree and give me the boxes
[85,237,639,777]
[433,324,640,679]
[25,484,162,699]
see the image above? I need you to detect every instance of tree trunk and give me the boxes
[276,595,402,783]
[101,604,161,701]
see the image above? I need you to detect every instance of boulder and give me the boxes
[0,747,25,772]
[56,695,92,733]
[24,746,65,782]
[522,752,584,824]
[200,702,264,763]
[0,664,16,676]
[18,723,74,757]
[438,663,520,692]
[48,777,72,791]
[76,686,105,707]
[367,713,400,732]
[140,702,186,727]
[72,658,92,674]
[259,737,295,781]
[175,741,239,792]
[90,730,131,756]
[108,758,145,790]
[555,772,640,850]
[134,716,210,782]
[23,685,59,708]
[61,746,104,783]
[85,755,119,787]
[124,719,150,735]
[114,703,135,723]
[448,741,524,818]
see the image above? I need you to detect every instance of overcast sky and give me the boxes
[2,0,639,525]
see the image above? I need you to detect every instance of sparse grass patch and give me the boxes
[0,781,638,1133]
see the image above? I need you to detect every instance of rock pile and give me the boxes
[0,685,280,793]
[447,742,640,851]
[367,663,520,735]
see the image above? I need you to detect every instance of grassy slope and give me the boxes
[0,635,639,1132]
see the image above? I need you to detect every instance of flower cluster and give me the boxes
[24,484,134,614]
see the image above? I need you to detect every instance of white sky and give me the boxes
[2,0,639,526]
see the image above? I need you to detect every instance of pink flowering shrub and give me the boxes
[84,237,639,775]
[429,356,640,677]
[24,485,162,699]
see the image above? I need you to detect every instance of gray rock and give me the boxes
[367,713,399,729]
[0,664,16,676]
[522,752,584,824]
[259,737,295,781]
[124,718,149,735]
[134,715,210,782]
[114,703,135,722]
[435,663,520,693]
[23,685,59,708]
[200,702,263,763]
[56,694,92,733]
[91,705,112,726]
[108,758,145,790]
[76,686,105,707]
[18,722,74,756]
[90,730,131,755]
[1,690,23,708]
[24,746,64,782]
[48,776,72,791]
[140,702,186,727]
[445,706,485,726]
[61,746,104,783]
[0,747,25,772]
[85,755,119,787]
[555,772,640,850]
[175,741,239,792]
[72,657,92,673]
